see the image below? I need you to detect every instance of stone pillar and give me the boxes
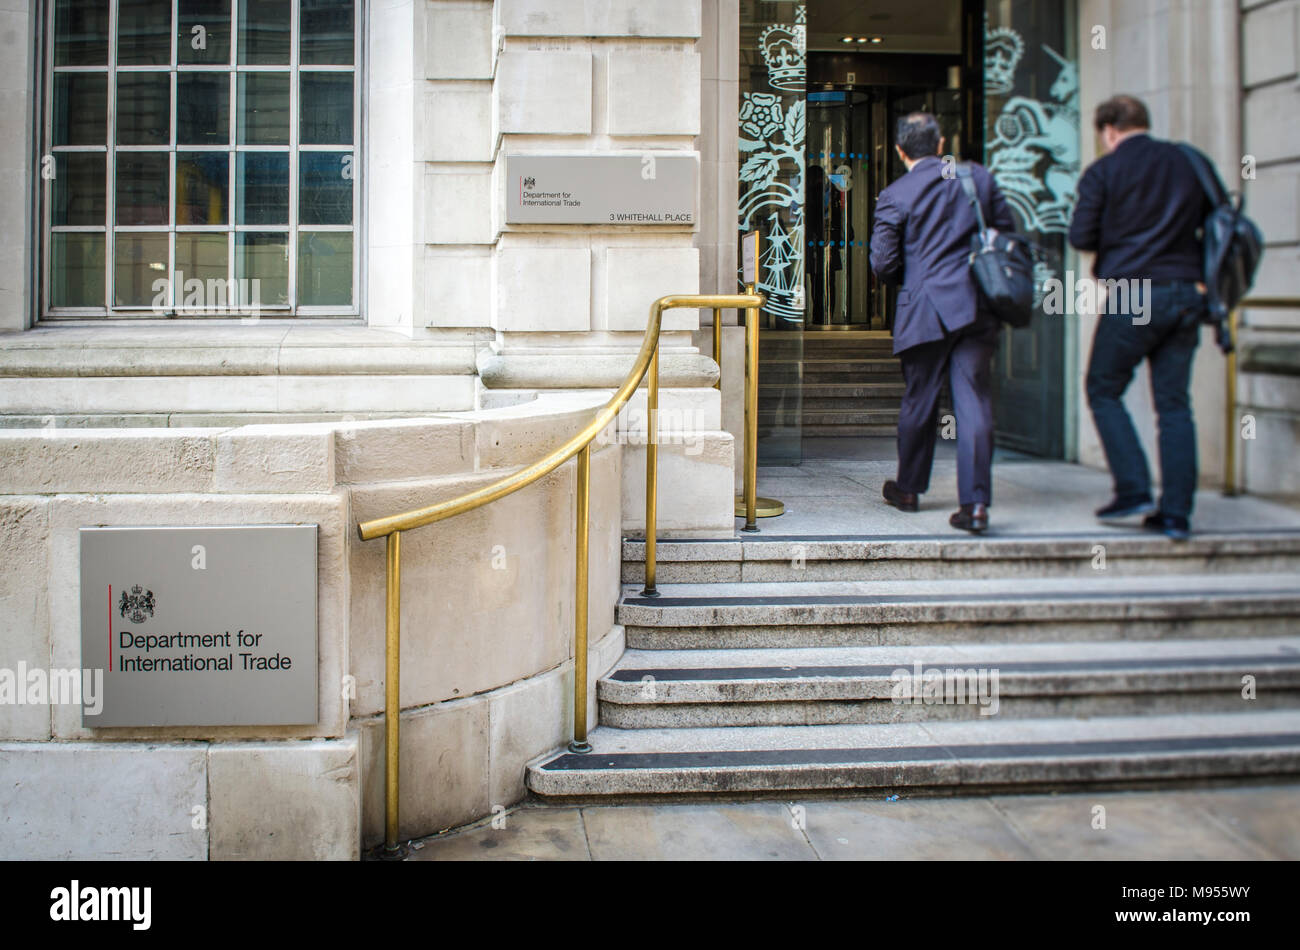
[0,0,35,331]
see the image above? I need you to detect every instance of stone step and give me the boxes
[760,410,901,427]
[526,710,1300,798]
[762,359,903,378]
[616,573,1300,649]
[597,639,1300,728]
[621,532,1300,584]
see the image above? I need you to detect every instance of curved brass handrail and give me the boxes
[357,293,762,541]
[357,292,764,855]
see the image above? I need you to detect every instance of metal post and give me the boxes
[713,308,722,391]
[642,338,660,596]
[570,445,592,753]
[743,288,760,532]
[384,531,401,853]
[1224,308,1240,497]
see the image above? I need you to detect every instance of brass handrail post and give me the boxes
[712,308,722,392]
[642,319,661,596]
[570,445,593,753]
[742,287,760,533]
[1224,308,1240,497]
[384,531,402,853]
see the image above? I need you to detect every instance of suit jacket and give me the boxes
[870,155,1015,355]
[1068,133,1211,283]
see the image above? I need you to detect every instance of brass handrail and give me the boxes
[356,292,763,854]
[1224,297,1300,496]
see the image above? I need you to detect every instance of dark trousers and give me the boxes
[896,315,999,507]
[1086,280,1205,519]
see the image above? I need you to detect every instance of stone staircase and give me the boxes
[758,333,951,438]
[527,531,1300,799]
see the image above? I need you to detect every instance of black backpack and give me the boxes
[1177,144,1265,354]
[956,165,1038,329]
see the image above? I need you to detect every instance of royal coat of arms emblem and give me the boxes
[118,585,156,624]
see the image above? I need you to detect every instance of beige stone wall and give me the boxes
[0,397,629,857]
[0,0,34,331]
[1239,0,1300,497]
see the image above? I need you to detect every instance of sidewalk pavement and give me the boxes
[405,784,1300,861]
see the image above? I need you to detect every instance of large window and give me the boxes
[44,0,358,318]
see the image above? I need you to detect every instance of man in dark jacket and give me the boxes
[1069,95,1212,541]
[871,112,1016,533]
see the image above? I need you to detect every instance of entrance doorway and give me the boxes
[743,0,1078,466]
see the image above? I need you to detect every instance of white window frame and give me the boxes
[40,0,362,320]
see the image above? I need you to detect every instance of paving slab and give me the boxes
[406,806,590,861]
[801,798,1037,861]
[580,803,818,861]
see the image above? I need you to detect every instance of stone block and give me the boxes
[423,249,494,328]
[334,417,475,484]
[0,428,217,494]
[424,167,496,245]
[0,497,52,740]
[347,468,575,716]
[423,83,493,162]
[426,0,495,79]
[487,666,571,806]
[358,696,490,845]
[208,737,361,860]
[607,50,701,135]
[497,0,700,37]
[214,424,336,493]
[0,742,207,860]
[495,50,592,135]
[604,246,701,331]
[621,431,736,536]
[494,246,591,331]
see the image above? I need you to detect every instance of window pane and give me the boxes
[297,232,351,306]
[55,0,110,66]
[53,73,107,146]
[117,0,172,66]
[113,232,169,307]
[115,152,170,225]
[300,0,354,65]
[177,72,230,144]
[237,72,290,145]
[235,152,289,224]
[178,0,231,64]
[235,232,289,306]
[116,72,171,145]
[52,152,107,226]
[51,233,105,307]
[175,233,229,309]
[299,73,353,145]
[177,152,229,224]
[238,0,290,64]
[298,151,351,224]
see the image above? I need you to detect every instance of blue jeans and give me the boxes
[1086,281,1206,519]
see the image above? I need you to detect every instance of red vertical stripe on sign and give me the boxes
[108,585,112,669]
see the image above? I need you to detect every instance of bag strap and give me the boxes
[1176,144,1230,208]
[955,163,990,234]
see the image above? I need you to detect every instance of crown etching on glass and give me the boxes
[760,20,806,91]
[984,26,1025,96]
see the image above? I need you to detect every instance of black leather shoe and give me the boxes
[1096,496,1157,523]
[1143,513,1191,542]
[951,503,990,534]
[883,481,919,513]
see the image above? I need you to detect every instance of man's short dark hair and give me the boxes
[896,112,942,160]
[1094,95,1151,133]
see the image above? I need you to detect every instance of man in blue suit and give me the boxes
[870,112,1016,534]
